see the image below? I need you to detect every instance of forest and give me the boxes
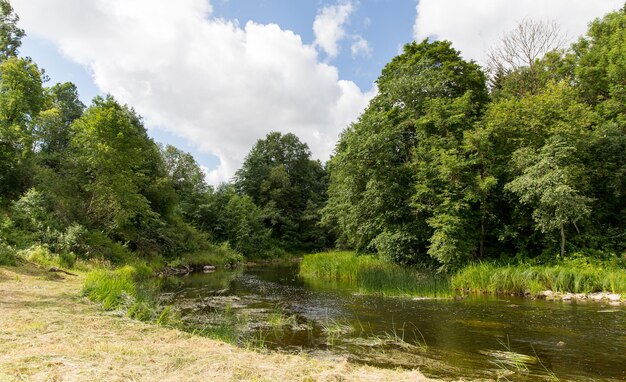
[0,2,625,280]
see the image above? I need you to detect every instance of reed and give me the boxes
[300,251,451,297]
[452,262,626,295]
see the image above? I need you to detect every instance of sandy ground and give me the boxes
[0,265,441,382]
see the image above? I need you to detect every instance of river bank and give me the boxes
[300,252,626,303]
[0,264,436,382]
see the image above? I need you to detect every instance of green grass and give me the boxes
[82,263,176,323]
[167,243,244,268]
[300,251,451,297]
[452,262,626,295]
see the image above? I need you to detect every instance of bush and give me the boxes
[19,244,77,269]
[371,230,423,266]
[0,242,17,266]
[170,243,244,268]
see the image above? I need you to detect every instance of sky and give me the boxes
[12,0,624,185]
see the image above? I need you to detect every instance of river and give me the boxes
[159,263,626,381]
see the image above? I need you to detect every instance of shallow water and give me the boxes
[161,263,626,381]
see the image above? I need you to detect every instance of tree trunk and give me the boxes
[560,224,565,257]
[480,209,485,259]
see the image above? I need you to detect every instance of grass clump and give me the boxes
[300,251,451,297]
[452,262,626,295]
[82,263,175,323]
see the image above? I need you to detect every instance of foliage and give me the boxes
[300,251,451,297]
[19,244,76,269]
[235,132,329,252]
[325,39,488,269]
[0,0,24,61]
[0,241,16,265]
[452,261,626,295]
[81,264,175,323]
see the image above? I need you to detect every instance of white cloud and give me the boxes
[313,1,354,59]
[351,35,372,58]
[414,0,624,65]
[13,0,374,185]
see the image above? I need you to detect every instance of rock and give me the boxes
[542,290,555,298]
[556,341,566,347]
[575,293,587,300]
[562,293,574,301]
[203,265,216,272]
[589,292,606,302]
[607,293,621,302]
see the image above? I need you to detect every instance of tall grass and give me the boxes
[82,263,175,323]
[452,262,626,295]
[300,251,451,297]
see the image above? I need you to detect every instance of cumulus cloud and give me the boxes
[313,1,354,59]
[351,35,372,58]
[13,0,374,184]
[414,0,624,64]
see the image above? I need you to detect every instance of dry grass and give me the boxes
[0,265,439,382]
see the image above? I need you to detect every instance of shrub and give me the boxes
[0,242,17,266]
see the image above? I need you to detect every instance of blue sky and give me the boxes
[13,0,623,183]
[19,0,418,175]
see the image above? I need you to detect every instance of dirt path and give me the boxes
[0,265,439,382]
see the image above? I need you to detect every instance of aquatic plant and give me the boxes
[452,262,626,295]
[300,251,452,297]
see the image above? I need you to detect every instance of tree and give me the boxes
[234,132,328,251]
[487,18,566,95]
[0,0,24,62]
[506,138,593,257]
[573,6,626,120]
[67,96,166,251]
[160,144,211,226]
[325,39,488,268]
[0,57,45,199]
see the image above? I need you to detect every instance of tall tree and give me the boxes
[0,57,45,199]
[0,0,24,62]
[235,132,327,251]
[325,39,488,268]
[506,138,593,257]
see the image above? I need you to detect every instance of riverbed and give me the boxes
[160,263,626,381]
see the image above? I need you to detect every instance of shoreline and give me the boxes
[0,264,437,382]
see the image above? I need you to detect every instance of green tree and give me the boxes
[325,39,488,267]
[160,144,211,226]
[0,57,45,199]
[506,138,593,257]
[0,0,24,61]
[573,6,626,120]
[235,132,328,251]
[67,96,166,253]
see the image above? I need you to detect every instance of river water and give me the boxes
[160,263,626,381]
